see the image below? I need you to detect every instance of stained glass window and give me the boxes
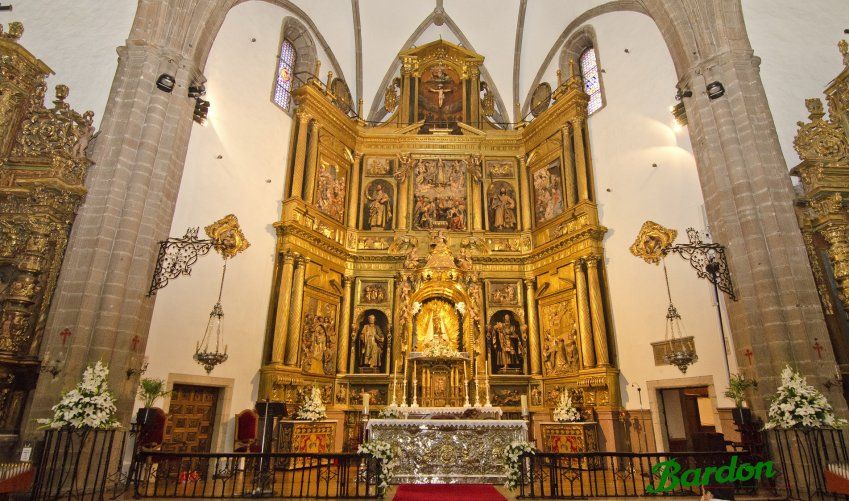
[579,47,602,115]
[273,39,297,110]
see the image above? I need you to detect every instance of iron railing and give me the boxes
[772,427,849,500]
[132,451,381,499]
[516,450,773,498]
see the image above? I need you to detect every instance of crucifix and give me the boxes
[813,338,824,360]
[59,328,71,346]
[743,348,753,365]
[131,335,141,352]
[429,84,452,108]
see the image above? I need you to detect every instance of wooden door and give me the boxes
[163,384,220,453]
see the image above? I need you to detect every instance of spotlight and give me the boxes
[675,89,693,100]
[156,74,176,93]
[706,81,725,100]
[188,84,206,98]
[193,98,210,125]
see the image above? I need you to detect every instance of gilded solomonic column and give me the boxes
[337,276,354,374]
[271,252,295,364]
[289,112,311,198]
[572,118,590,202]
[524,279,541,375]
[561,125,577,206]
[575,258,595,368]
[284,255,309,366]
[303,121,321,204]
[517,156,533,230]
[346,153,362,231]
[584,255,610,366]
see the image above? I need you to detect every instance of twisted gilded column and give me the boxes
[572,118,590,201]
[822,223,849,308]
[271,252,296,364]
[289,112,311,199]
[337,276,353,374]
[584,255,610,366]
[524,279,541,375]
[575,258,595,368]
[284,255,309,366]
[517,156,533,230]
[303,121,321,204]
[561,125,577,206]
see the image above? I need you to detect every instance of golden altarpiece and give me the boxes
[258,40,621,449]
[0,24,94,441]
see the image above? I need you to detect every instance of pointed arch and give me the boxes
[272,16,317,113]
[558,25,606,115]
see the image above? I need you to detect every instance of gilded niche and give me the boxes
[362,179,394,230]
[486,181,518,232]
[356,309,389,373]
[418,63,463,126]
[488,310,524,373]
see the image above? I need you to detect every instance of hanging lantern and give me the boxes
[660,258,697,373]
[194,259,229,374]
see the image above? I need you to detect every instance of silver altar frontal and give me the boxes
[366,417,527,484]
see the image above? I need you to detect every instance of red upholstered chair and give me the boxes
[234,409,261,453]
[137,407,167,451]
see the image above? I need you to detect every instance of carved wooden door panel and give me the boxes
[163,384,220,453]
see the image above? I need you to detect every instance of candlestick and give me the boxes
[521,395,529,416]
[362,393,370,415]
[463,359,470,408]
[401,355,409,407]
[411,360,418,407]
[391,373,398,406]
[484,359,491,407]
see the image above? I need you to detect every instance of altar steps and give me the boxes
[392,483,506,501]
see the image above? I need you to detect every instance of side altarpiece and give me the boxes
[258,40,620,447]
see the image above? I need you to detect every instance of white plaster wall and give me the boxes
[742,0,849,168]
[0,0,137,128]
[142,1,294,450]
[584,11,737,410]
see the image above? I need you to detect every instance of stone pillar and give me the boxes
[302,121,321,204]
[575,259,595,368]
[584,255,609,366]
[524,279,541,375]
[517,156,533,230]
[271,252,295,364]
[561,125,577,206]
[289,112,311,199]
[26,41,198,434]
[346,153,362,230]
[337,276,353,374]
[284,255,308,366]
[572,119,590,201]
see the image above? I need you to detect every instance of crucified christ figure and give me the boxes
[429,84,452,108]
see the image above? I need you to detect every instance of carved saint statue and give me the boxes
[367,183,392,229]
[491,312,522,369]
[360,314,385,369]
[490,187,517,230]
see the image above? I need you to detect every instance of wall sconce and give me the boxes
[188,84,206,98]
[39,349,66,379]
[156,74,176,93]
[671,101,687,127]
[706,81,725,99]
[126,355,149,380]
[675,88,692,100]
[193,98,210,125]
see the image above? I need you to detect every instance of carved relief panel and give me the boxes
[300,293,339,375]
[531,157,566,226]
[412,158,469,231]
[540,295,579,375]
[314,159,347,223]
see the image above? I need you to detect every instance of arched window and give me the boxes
[273,39,297,110]
[579,47,602,115]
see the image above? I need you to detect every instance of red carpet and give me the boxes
[393,483,506,501]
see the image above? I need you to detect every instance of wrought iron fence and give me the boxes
[31,428,128,501]
[131,451,381,498]
[771,427,849,500]
[516,450,775,498]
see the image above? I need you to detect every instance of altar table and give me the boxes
[366,418,526,484]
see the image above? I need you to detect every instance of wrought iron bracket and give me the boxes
[668,228,737,301]
[147,227,214,296]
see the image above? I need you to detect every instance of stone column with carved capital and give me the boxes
[524,279,541,375]
[289,112,311,199]
[337,276,354,374]
[561,125,577,206]
[575,258,595,368]
[303,121,322,204]
[517,156,533,230]
[584,255,610,366]
[572,119,590,201]
[271,252,296,364]
[284,255,309,366]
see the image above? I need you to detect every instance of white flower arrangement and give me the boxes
[37,361,120,430]
[411,302,422,315]
[421,343,463,359]
[504,440,535,490]
[378,404,402,419]
[358,439,395,493]
[295,386,326,422]
[455,302,466,316]
[765,365,847,430]
[553,391,582,423]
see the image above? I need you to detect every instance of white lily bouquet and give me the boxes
[504,441,535,490]
[552,391,581,423]
[358,440,394,493]
[295,386,326,421]
[37,361,120,430]
[765,365,847,430]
